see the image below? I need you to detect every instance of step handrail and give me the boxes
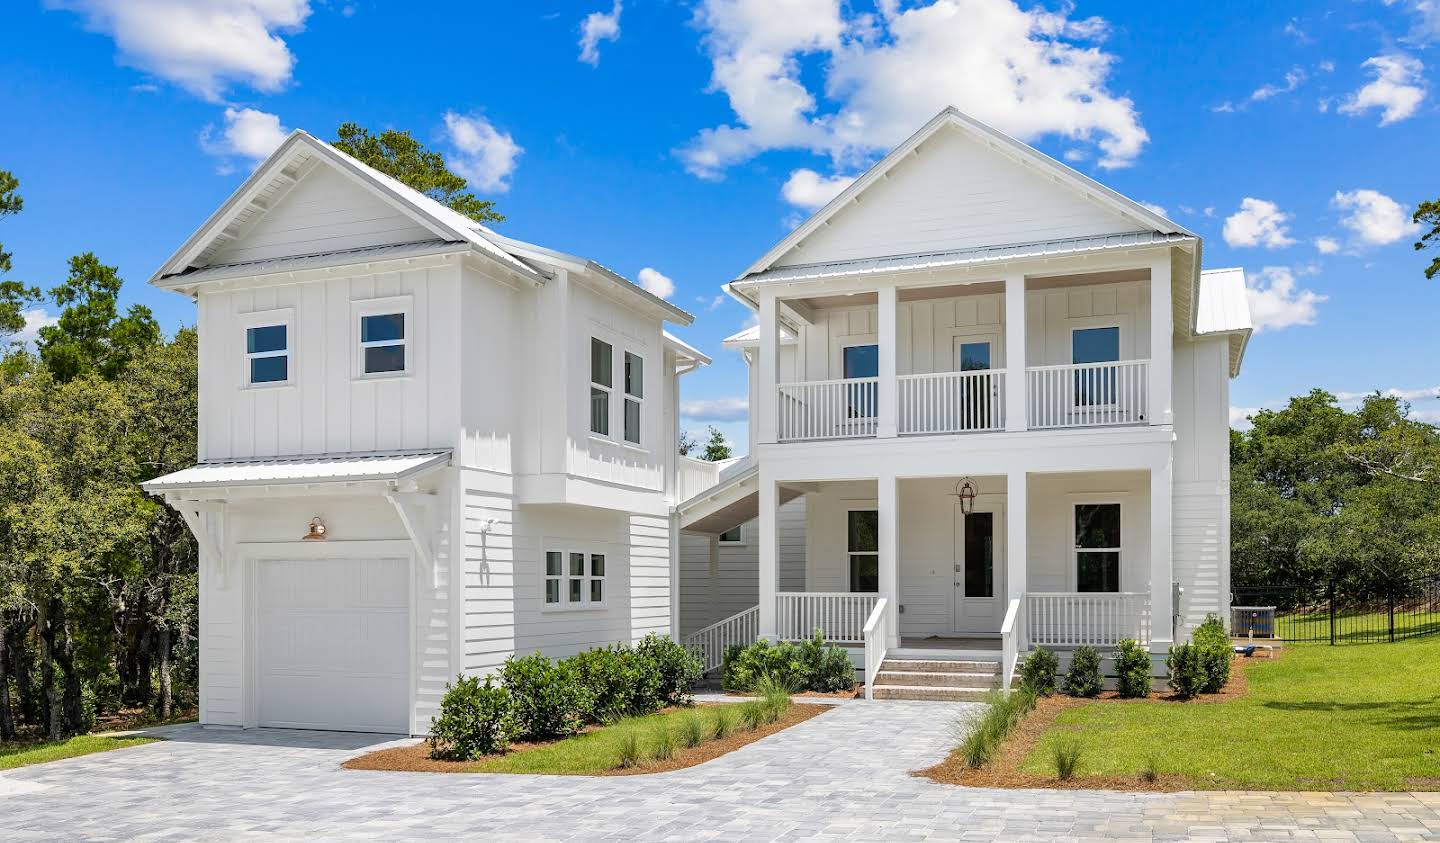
[862,598,890,702]
[1000,595,1024,693]
[682,605,759,674]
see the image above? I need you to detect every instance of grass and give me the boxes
[470,704,748,775]
[1020,636,1440,790]
[0,734,159,771]
[1265,608,1440,643]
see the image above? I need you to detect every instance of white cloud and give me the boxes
[578,1,622,66]
[1334,385,1440,402]
[681,0,1149,179]
[1331,189,1419,246]
[697,294,727,311]
[200,107,288,167]
[11,308,58,345]
[780,168,857,209]
[1223,198,1297,249]
[1139,201,1168,219]
[636,267,676,299]
[1385,0,1440,44]
[1250,67,1306,102]
[1229,406,1260,430]
[48,0,310,102]
[1245,266,1326,332]
[1338,54,1427,125]
[681,396,749,422]
[1314,236,1341,255]
[441,112,522,193]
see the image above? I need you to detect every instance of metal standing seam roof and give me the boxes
[141,450,452,492]
[1195,267,1253,335]
[170,240,465,284]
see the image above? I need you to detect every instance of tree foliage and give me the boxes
[701,425,732,462]
[1414,197,1440,280]
[0,169,42,343]
[331,123,503,224]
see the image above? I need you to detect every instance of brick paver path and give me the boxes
[3,699,1439,841]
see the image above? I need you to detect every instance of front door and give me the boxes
[953,504,1006,634]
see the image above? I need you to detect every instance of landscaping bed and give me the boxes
[346,701,829,775]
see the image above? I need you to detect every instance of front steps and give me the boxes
[869,657,1002,701]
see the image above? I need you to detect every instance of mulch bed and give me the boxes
[725,685,861,700]
[343,702,830,776]
[918,654,1256,792]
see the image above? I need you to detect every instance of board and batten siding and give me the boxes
[678,498,807,636]
[198,264,462,461]
[208,164,436,266]
[772,125,1142,269]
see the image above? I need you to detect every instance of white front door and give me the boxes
[254,557,410,733]
[953,504,1006,634]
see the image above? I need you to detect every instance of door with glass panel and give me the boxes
[951,335,999,431]
[842,343,879,428]
[1070,326,1120,419]
[953,505,1006,634]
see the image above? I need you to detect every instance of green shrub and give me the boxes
[1063,646,1103,698]
[954,687,1037,770]
[651,723,677,760]
[1166,643,1206,700]
[680,712,706,748]
[711,706,735,739]
[1053,736,1083,780]
[635,633,703,709]
[1113,639,1152,699]
[755,672,792,723]
[1192,614,1232,693]
[1019,647,1059,696]
[722,638,807,691]
[1140,755,1159,783]
[566,644,637,724]
[799,630,858,692]
[739,700,765,731]
[500,653,586,739]
[616,731,643,768]
[428,674,518,760]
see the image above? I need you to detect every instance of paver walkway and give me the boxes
[3,699,1439,841]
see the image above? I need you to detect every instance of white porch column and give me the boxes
[757,290,780,445]
[878,473,900,648]
[1150,456,1175,652]
[1007,471,1028,651]
[758,470,778,640]
[878,285,898,438]
[1004,273,1027,432]
[1149,255,1173,426]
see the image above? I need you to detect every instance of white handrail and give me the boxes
[1026,591,1151,647]
[777,377,880,441]
[897,369,1006,435]
[675,455,721,502]
[1000,596,1024,692]
[776,592,879,644]
[862,598,890,702]
[682,605,759,673]
[1026,359,1149,429]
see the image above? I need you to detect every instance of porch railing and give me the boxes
[1026,360,1149,429]
[676,455,721,502]
[1026,592,1151,647]
[897,370,1005,435]
[863,598,890,701]
[777,377,880,442]
[682,605,758,674]
[776,592,879,643]
[1000,595,1024,691]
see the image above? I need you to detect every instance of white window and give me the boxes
[360,312,407,374]
[1071,325,1120,406]
[718,525,744,544]
[544,549,606,608]
[245,324,289,385]
[590,338,612,436]
[1074,503,1122,592]
[623,351,643,444]
[847,509,879,593]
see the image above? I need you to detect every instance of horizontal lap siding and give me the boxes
[677,498,806,636]
[1174,486,1225,640]
[629,514,673,642]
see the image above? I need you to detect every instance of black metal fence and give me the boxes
[1231,573,1440,644]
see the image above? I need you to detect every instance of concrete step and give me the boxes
[879,659,999,674]
[874,669,1001,688]
[871,684,995,702]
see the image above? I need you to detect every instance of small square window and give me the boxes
[245,324,289,385]
[250,355,288,384]
[590,554,605,577]
[364,344,405,373]
[545,548,607,610]
[590,580,604,602]
[359,312,407,375]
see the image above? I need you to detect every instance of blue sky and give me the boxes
[3,0,1439,452]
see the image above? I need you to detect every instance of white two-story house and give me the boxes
[142,132,708,735]
[676,107,1253,699]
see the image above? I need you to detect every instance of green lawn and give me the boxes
[471,703,752,775]
[1021,637,1440,790]
[0,734,159,771]
[1266,608,1440,643]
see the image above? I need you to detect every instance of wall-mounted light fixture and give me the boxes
[302,517,328,541]
[950,477,978,515]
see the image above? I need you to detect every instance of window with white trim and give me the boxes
[718,525,743,544]
[360,312,407,374]
[1074,503,1121,592]
[544,549,606,607]
[847,509,879,593]
[623,351,643,444]
[245,324,289,385]
[590,338,612,436]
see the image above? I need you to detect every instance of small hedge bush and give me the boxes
[1063,645,1103,698]
[568,644,639,724]
[501,653,588,739]
[1019,647,1059,696]
[1192,614,1232,693]
[800,630,859,692]
[429,675,518,760]
[636,632,704,708]
[1166,642,1206,700]
[721,631,856,693]
[1113,638,1152,699]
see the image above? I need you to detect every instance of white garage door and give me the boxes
[255,558,410,733]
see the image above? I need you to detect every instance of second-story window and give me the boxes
[360,313,406,374]
[623,351,643,444]
[590,338,612,436]
[246,324,288,385]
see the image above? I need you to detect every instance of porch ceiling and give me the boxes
[682,485,806,535]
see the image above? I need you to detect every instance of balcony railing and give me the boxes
[777,377,879,442]
[898,370,1005,435]
[1026,360,1149,429]
[1027,591,1151,647]
[675,455,721,502]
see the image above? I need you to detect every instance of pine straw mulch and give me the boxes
[343,702,830,776]
[918,654,1256,793]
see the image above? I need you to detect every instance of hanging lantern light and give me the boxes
[302,517,328,541]
[951,477,978,515]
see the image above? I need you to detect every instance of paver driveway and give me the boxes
[3,698,1439,841]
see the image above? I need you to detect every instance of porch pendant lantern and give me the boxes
[951,477,978,515]
[302,516,328,541]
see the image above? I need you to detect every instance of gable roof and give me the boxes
[741,107,1194,281]
[1195,267,1253,376]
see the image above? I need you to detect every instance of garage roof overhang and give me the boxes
[142,450,453,502]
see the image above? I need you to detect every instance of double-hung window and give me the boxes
[360,312,407,374]
[847,509,879,593]
[1075,503,1122,592]
[623,351,643,444]
[590,338,612,436]
[544,549,606,608]
[245,324,289,385]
